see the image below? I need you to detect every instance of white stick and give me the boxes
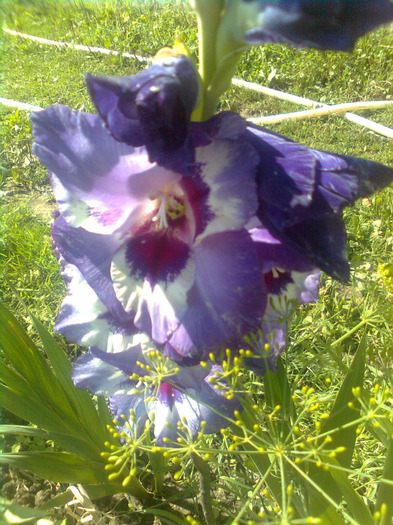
[3,28,151,62]
[232,78,319,107]
[0,97,43,112]
[233,77,393,138]
[249,100,393,124]
[343,113,393,139]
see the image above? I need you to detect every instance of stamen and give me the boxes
[148,188,185,230]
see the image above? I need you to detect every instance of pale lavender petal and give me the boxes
[111,245,195,346]
[55,261,136,352]
[146,374,241,443]
[195,119,259,240]
[52,216,128,321]
[72,348,142,396]
[109,395,148,437]
[31,105,179,234]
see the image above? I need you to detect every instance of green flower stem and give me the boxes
[201,48,244,120]
[191,0,223,121]
[198,0,249,119]
[192,0,223,88]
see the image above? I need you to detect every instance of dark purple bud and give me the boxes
[85,54,200,167]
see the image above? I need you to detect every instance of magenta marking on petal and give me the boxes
[125,230,190,285]
[158,382,175,410]
[180,172,212,237]
[90,207,125,227]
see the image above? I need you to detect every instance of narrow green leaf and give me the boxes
[27,314,111,444]
[0,384,75,435]
[263,356,296,439]
[0,425,105,464]
[375,438,393,524]
[308,332,367,518]
[144,508,187,525]
[0,303,81,425]
[0,497,51,524]
[0,451,106,484]
[322,332,367,466]
[28,314,73,382]
[315,505,347,525]
[0,363,40,398]
[327,457,373,525]
[0,301,113,449]
[0,425,49,440]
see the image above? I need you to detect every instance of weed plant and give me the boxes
[1,1,393,523]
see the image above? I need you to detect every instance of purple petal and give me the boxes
[111,245,195,346]
[146,372,241,443]
[246,125,316,212]
[167,229,267,360]
[250,225,314,274]
[109,395,148,437]
[240,0,393,51]
[312,149,393,212]
[247,124,393,281]
[246,267,320,372]
[195,122,259,240]
[72,348,142,395]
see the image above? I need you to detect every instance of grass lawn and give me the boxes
[1,1,393,523]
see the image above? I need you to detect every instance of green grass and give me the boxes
[1,0,393,522]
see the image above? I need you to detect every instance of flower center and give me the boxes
[149,189,185,229]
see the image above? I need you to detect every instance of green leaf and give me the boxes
[322,332,367,467]
[375,438,393,525]
[28,314,114,447]
[144,508,188,525]
[263,356,296,439]
[327,457,373,525]
[0,425,106,464]
[308,332,367,518]
[0,363,40,398]
[0,451,107,484]
[0,301,114,450]
[0,497,53,524]
[0,384,76,435]
[0,303,80,426]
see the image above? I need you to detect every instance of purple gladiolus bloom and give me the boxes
[72,344,241,444]
[31,102,269,364]
[235,0,393,50]
[31,51,393,443]
[54,253,241,441]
